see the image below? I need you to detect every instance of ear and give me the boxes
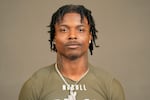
[53,38,56,44]
[89,32,92,43]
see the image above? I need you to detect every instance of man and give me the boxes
[19,4,125,100]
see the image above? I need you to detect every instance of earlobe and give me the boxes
[89,33,92,44]
[53,38,56,44]
[89,40,91,44]
[53,41,56,44]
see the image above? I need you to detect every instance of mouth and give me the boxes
[65,42,81,49]
[67,44,80,49]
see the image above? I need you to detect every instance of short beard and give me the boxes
[61,52,82,61]
[58,50,86,61]
[67,54,79,60]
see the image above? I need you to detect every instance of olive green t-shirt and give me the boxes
[19,63,125,100]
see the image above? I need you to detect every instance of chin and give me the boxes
[67,54,79,60]
[60,50,86,60]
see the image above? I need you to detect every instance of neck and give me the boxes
[56,53,89,81]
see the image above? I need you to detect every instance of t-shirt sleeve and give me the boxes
[18,65,52,100]
[18,72,44,100]
[19,78,38,100]
[110,78,125,100]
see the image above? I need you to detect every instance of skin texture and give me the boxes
[54,13,92,81]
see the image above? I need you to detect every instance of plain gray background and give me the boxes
[0,0,150,100]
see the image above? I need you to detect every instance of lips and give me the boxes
[65,42,81,49]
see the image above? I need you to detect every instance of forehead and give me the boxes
[57,13,88,25]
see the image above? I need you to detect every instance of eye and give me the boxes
[78,28,85,33]
[59,28,68,33]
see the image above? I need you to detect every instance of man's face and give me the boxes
[54,13,91,60]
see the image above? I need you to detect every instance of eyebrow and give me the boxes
[58,24,87,28]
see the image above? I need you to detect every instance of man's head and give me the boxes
[48,4,98,55]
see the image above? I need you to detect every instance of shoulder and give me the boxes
[21,64,56,90]
[88,64,125,100]
[32,63,55,78]
[19,64,56,99]
[89,63,114,81]
[25,63,56,84]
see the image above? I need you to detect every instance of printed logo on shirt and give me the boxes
[53,84,95,100]
[62,84,87,91]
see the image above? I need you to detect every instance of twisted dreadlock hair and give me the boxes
[48,4,99,55]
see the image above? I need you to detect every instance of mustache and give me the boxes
[64,41,82,46]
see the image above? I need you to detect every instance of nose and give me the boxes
[68,30,77,40]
